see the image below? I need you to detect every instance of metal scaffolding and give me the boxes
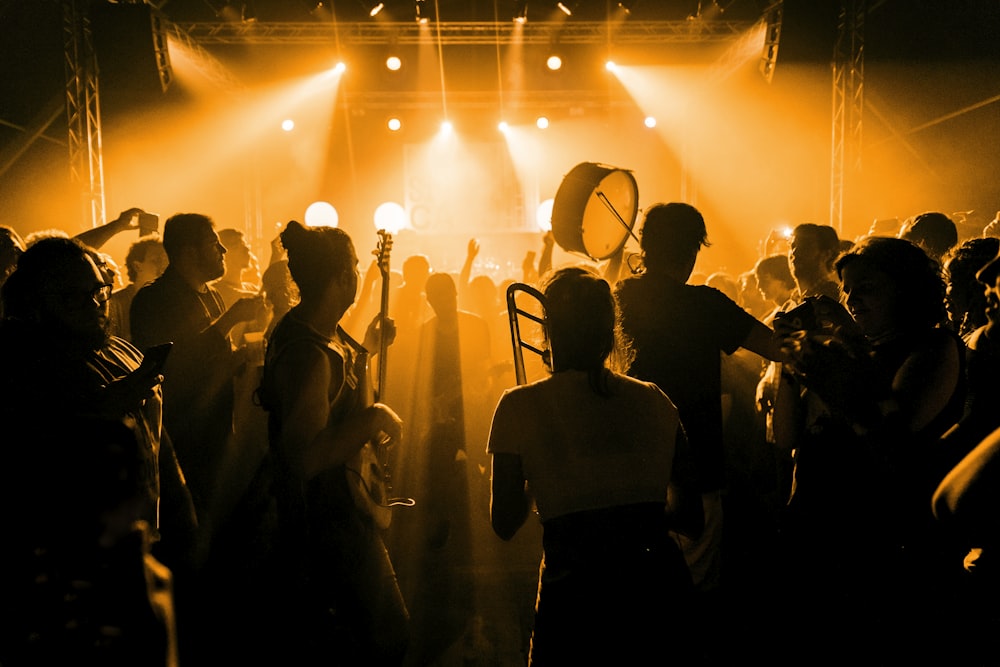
[62,0,106,229]
[173,19,756,46]
[830,0,865,233]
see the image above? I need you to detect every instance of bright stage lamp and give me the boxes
[374,202,407,234]
[536,198,554,232]
[305,201,339,228]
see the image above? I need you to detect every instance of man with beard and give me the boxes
[130,214,264,665]
[130,214,264,523]
[0,236,198,587]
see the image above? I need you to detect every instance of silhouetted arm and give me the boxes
[741,319,786,363]
[490,452,530,541]
[666,424,704,539]
[933,426,1000,545]
[74,207,144,250]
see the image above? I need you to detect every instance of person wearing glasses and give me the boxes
[0,236,198,664]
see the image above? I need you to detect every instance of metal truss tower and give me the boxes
[830,0,865,233]
[62,0,106,228]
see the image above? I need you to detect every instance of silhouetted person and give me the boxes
[0,225,25,288]
[900,210,958,265]
[943,236,1000,340]
[787,222,841,303]
[390,272,490,665]
[109,235,168,342]
[257,220,409,665]
[614,203,782,587]
[129,213,264,665]
[489,266,703,666]
[753,253,796,325]
[0,239,198,664]
[214,228,257,306]
[130,213,264,531]
[773,236,967,663]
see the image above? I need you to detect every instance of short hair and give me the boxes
[217,228,245,250]
[754,254,794,288]
[279,220,354,300]
[161,213,214,262]
[425,272,457,314]
[901,211,958,260]
[793,223,841,258]
[835,236,946,329]
[639,203,710,267]
[124,236,164,283]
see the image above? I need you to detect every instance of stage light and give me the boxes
[369,2,385,17]
[333,61,346,74]
[374,202,407,234]
[388,117,402,131]
[546,55,562,71]
[498,121,510,133]
[644,116,656,128]
[281,119,295,131]
[536,198,554,232]
[513,0,528,23]
[386,55,402,71]
[556,2,572,16]
[415,0,428,23]
[305,201,338,228]
[536,116,549,129]
[310,2,333,20]
[617,0,636,16]
[605,60,618,72]
[440,120,454,135]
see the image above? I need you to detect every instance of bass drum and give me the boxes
[551,162,639,261]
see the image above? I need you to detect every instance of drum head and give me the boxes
[551,162,639,261]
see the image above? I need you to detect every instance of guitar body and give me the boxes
[347,229,396,529]
[347,439,393,530]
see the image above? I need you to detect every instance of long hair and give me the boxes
[541,265,632,396]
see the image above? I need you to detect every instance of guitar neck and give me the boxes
[374,237,391,402]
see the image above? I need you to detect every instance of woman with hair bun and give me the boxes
[257,220,408,665]
[487,265,703,666]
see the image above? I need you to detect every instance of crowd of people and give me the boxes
[2,201,1000,665]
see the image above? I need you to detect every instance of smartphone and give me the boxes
[138,211,160,237]
[140,341,173,375]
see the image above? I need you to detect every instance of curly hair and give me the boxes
[835,236,947,329]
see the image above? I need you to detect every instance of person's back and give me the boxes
[615,204,780,496]
[489,266,702,665]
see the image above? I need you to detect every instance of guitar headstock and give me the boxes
[374,229,393,278]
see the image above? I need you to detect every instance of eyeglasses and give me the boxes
[91,282,114,304]
[52,282,114,307]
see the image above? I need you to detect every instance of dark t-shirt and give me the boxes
[615,274,757,491]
